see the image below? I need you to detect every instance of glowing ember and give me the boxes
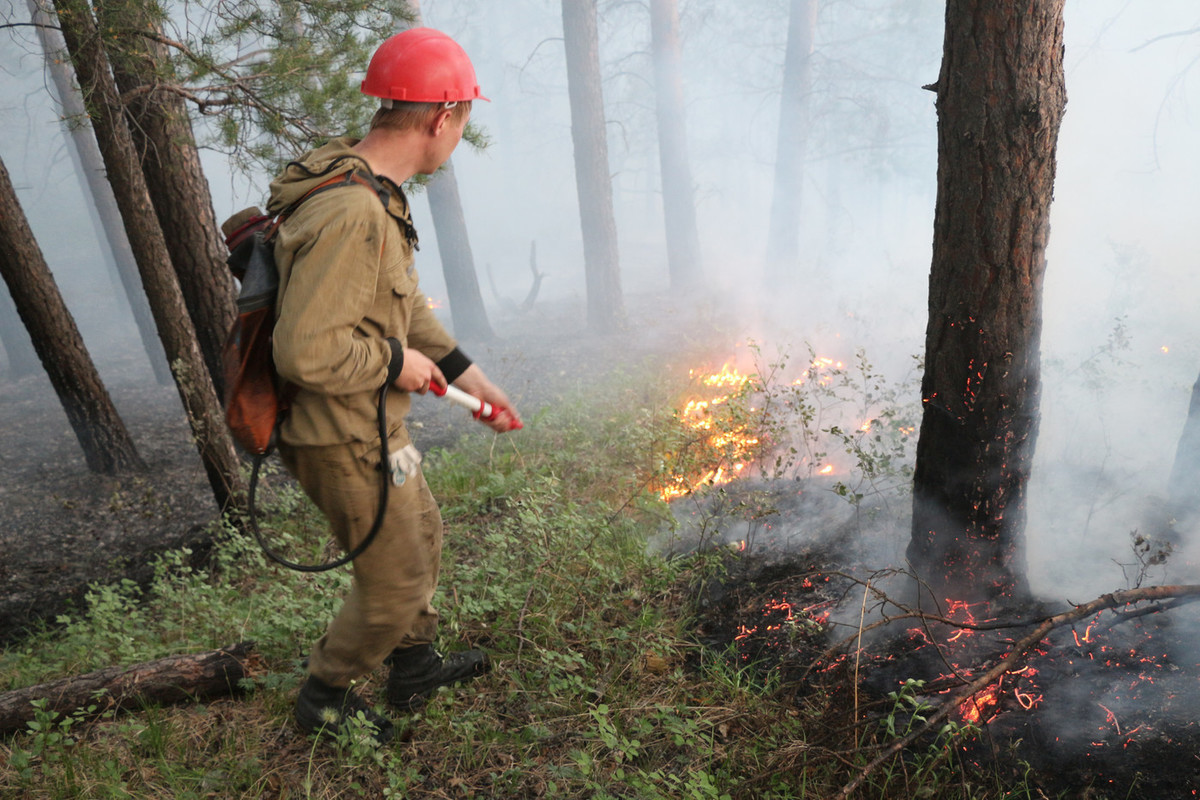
[959,682,1001,724]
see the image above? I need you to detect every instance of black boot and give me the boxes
[295,675,394,744]
[385,644,490,711]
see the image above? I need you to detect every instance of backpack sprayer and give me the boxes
[222,162,517,572]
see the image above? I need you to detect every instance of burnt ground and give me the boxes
[692,541,1200,799]
[6,293,1200,797]
[0,294,726,642]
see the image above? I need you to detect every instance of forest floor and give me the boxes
[0,293,727,642]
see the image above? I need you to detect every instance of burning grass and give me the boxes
[6,343,1182,799]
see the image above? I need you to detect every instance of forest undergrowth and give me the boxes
[0,348,1049,799]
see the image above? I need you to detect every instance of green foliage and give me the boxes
[0,355,1044,800]
[99,0,417,172]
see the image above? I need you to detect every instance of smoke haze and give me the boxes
[1,0,1197,599]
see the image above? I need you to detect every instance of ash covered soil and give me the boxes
[0,295,722,643]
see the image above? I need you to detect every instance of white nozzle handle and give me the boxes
[431,383,495,420]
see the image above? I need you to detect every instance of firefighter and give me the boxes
[267,27,521,743]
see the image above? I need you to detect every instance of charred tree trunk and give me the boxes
[764,0,818,284]
[426,161,495,341]
[0,642,258,735]
[649,0,703,292]
[1167,370,1200,530]
[0,287,41,379]
[26,0,171,385]
[908,0,1067,605]
[97,0,237,399]
[0,156,145,473]
[562,0,624,330]
[52,0,246,513]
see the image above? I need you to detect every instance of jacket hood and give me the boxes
[267,137,372,214]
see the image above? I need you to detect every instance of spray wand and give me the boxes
[430,382,523,430]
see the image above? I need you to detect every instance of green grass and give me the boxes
[0,354,1045,799]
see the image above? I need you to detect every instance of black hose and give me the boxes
[247,383,391,572]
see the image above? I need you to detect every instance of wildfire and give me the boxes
[657,363,761,502]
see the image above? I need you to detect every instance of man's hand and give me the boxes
[394,348,446,394]
[452,364,522,433]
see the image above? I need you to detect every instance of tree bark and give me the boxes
[426,161,495,341]
[0,642,258,735]
[1167,370,1200,527]
[52,0,247,513]
[562,0,624,330]
[0,156,145,473]
[26,0,172,385]
[649,0,703,292]
[399,3,492,341]
[0,287,41,379]
[908,0,1067,605]
[96,0,237,399]
[764,0,818,283]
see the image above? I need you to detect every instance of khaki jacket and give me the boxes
[268,138,457,455]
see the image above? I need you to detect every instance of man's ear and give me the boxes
[431,108,454,136]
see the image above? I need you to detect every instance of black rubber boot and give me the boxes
[295,675,395,744]
[385,644,490,711]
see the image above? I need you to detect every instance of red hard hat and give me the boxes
[361,27,488,103]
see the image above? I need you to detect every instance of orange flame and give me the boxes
[658,363,760,501]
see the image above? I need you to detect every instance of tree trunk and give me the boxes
[0,156,145,473]
[649,0,703,293]
[401,1,494,341]
[0,642,258,735]
[52,0,247,513]
[0,287,41,379]
[26,0,172,385]
[97,0,237,399]
[908,0,1067,605]
[764,0,818,284]
[426,161,495,341]
[562,0,624,330]
[1167,370,1200,528]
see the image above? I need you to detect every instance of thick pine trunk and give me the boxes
[0,642,258,735]
[52,0,247,513]
[764,0,818,283]
[649,0,703,292]
[908,0,1067,604]
[98,0,237,399]
[562,0,624,330]
[26,0,171,384]
[1167,371,1200,528]
[0,156,145,473]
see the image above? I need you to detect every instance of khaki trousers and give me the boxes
[280,441,442,687]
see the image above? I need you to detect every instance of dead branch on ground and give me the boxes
[0,641,259,736]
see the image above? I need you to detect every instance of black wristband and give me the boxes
[436,347,473,384]
[385,338,405,384]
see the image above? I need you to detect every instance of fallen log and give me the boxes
[0,641,259,736]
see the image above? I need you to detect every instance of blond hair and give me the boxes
[369,100,472,132]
